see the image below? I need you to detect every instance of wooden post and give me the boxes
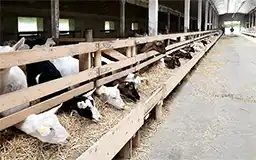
[51,0,59,38]
[167,12,170,33]
[184,0,190,33]
[154,100,163,120]
[204,0,209,31]
[94,51,101,66]
[132,131,141,148]
[118,139,133,159]
[79,29,93,71]
[120,0,126,38]
[209,6,212,30]
[126,47,132,58]
[178,13,181,32]
[148,0,158,36]
[198,0,202,31]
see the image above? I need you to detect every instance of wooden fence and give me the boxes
[0,29,217,131]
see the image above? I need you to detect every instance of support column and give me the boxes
[209,6,212,29]
[184,0,190,33]
[252,12,254,27]
[51,0,59,39]
[197,0,202,31]
[178,13,181,32]
[249,13,251,28]
[167,12,170,33]
[204,0,209,31]
[120,0,125,38]
[148,0,158,36]
[254,12,256,27]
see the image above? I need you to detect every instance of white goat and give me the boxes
[96,85,125,110]
[124,73,147,90]
[15,103,69,144]
[0,38,69,144]
[0,37,29,117]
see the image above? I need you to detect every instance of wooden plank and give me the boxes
[144,87,163,116]
[0,68,99,113]
[99,58,135,75]
[0,31,216,69]
[76,104,144,160]
[102,49,128,61]
[0,39,135,69]
[96,67,136,86]
[59,38,86,42]
[0,82,94,131]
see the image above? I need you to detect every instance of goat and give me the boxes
[26,60,67,102]
[0,38,69,144]
[163,56,181,69]
[109,81,140,102]
[0,37,29,117]
[96,85,125,110]
[15,103,69,144]
[69,88,101,122]
[124,73,147,90]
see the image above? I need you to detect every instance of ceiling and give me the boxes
[212,0,256,15]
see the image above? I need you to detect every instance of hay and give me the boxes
[0,37,216,160]
[0,97,135,160]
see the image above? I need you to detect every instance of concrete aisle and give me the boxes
[148,35,256,160]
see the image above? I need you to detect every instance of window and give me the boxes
[59,19,75,31]
[18,17,43,32]
[104,21,115,33]
[131,23,138,31]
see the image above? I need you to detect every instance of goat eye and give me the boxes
[129,85,133,90]
[50,128,54,131]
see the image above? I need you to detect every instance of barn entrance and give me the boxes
[224,21,241,35]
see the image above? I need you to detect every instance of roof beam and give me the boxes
[208,0,219,15]
[126,0,197,20]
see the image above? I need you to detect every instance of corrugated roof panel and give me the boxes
[211,0,256,15]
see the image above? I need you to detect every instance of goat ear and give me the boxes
[83,88,96,97]
[46,103,63,115]
[12,37,25,51]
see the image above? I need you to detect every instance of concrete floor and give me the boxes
[149,35,256,160]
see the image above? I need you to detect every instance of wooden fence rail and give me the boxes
[0,30,217,131]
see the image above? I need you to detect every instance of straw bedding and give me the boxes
[0,36,216,160]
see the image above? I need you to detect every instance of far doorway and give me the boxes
[224,21,241,35]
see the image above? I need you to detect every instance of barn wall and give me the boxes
[0,0,194,42]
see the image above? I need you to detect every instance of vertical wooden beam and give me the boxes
[249,13,251,28]
[184,0,190,33]
[209,6,212,30]
[94,51,101,67]
[118,139,133,159]
[148,0,158,36]
[120,0,126,38]
[254,12,256,27]
[204,0,209,31]
[154,100,163,120]
[178,13,181,32]
[167,12,170,33]
[198,0,202,31]
[51,0,59,38]
[79,29,93,71]
[126,47,132,58]
[132,131,141,148]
